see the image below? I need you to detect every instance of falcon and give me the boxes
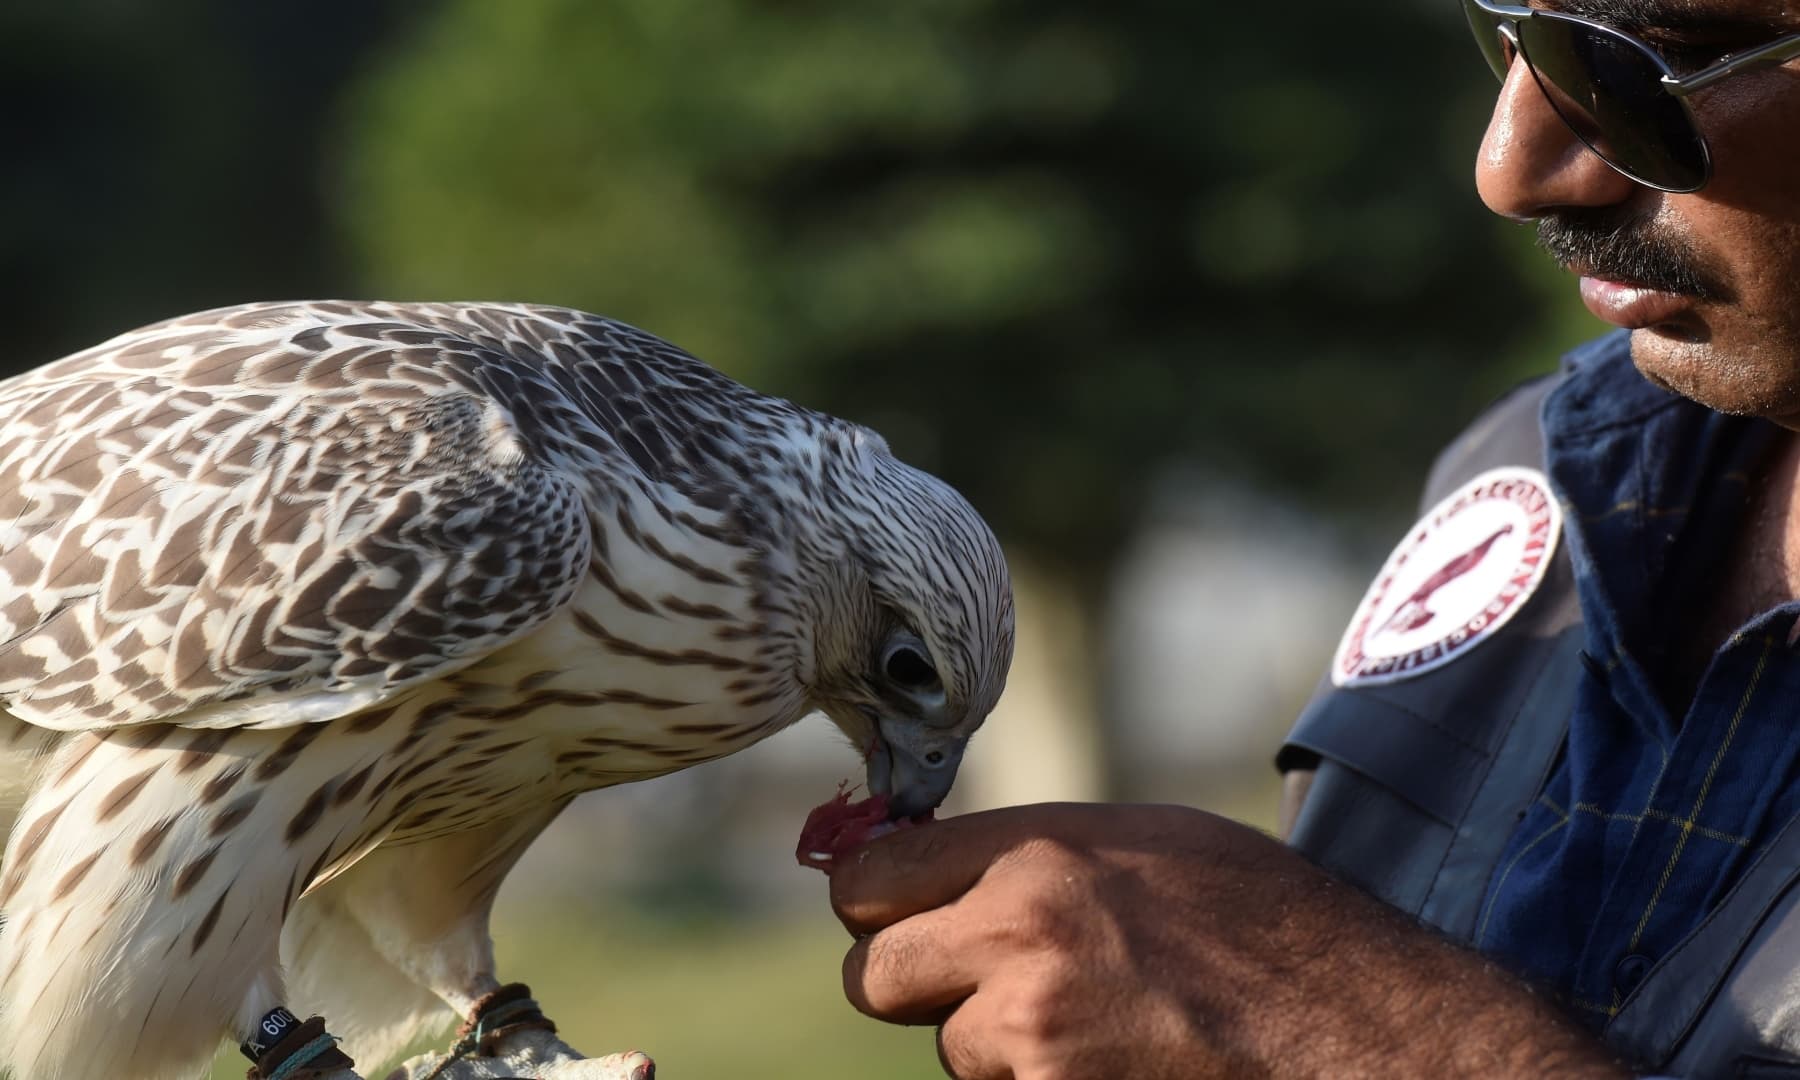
[0,301,1014,1080]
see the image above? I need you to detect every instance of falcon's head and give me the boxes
[800,425,1015,821]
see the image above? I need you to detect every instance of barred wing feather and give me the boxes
[0,308,597,732]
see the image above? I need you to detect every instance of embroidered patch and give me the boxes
[1331,466,1562,687]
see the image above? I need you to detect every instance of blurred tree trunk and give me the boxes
[956,557,1113,809]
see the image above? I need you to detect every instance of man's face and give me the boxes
[1476,0,1800,425]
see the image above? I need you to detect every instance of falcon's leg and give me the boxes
[0,729,373,1080]
[329,803,566,1016]
[300,803,650,1078]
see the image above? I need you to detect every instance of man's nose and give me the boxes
[1475,58,1639,220]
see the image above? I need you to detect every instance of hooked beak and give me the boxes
[865,724,967,821]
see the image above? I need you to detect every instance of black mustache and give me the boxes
[1536,210,1727,301]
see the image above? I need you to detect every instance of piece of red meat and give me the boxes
[796,783,930,872]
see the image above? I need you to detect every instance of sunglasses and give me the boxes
[1461,0,1800,192]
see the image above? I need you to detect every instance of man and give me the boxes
[828,2,1800,1076]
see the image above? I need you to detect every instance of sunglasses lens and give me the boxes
[1515,16,1708,190]
[1460,0,1516,80]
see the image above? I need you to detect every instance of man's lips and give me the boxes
[1578,276,1695,331]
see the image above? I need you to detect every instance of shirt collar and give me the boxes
[1543,332,1784,739]
[1550,330,1688,433]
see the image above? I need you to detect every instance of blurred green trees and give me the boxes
[337,0,1592,580]
[3,0,1596,577]
[0,1,417,367]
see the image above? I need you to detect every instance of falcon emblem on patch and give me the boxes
[1331,466,1561,687]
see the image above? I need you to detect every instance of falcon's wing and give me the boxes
[0,304,596,731]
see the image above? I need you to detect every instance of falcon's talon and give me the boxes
[389,1030,651,1080]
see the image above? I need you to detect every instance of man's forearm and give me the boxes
[1251,861,1629,1078]
[1277,769,1622,1076]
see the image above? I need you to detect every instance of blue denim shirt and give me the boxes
[1474,332,1799,1025]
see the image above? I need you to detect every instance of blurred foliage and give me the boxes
[337,0,1593,578]
[0,0,1596,581]
[0,0,421,365]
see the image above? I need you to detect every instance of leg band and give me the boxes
[243,1015,356,1080]
[420,982,559,1079]
[457,982,557,1056]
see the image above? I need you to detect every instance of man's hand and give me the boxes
[830,803,1630,1080]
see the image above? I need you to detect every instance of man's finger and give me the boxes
[936,991,1012,1080]
[842,904,982,1024]
[829,803,1090,934]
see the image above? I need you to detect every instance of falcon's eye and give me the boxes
[882,642,942,694]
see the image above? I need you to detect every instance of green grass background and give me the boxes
[496,904,939,1079]
[205,904,941,1080]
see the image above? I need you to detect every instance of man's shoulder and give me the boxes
[1419,375,1560,509]
[1420,333,1631,508]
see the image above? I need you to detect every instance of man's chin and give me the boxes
[1628,326,1703,394]
[1629,330,1800,428]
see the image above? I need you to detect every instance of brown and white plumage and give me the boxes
[0,301,1014,1080]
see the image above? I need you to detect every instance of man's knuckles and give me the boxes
[993,965,1095,1048]
[938,977,1114,1080]
[988,885,1091,956]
